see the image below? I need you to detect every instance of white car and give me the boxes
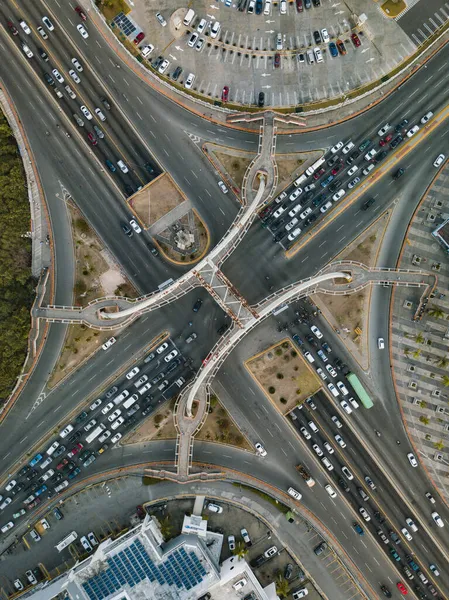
[331,415,342,428]
[336,382,349,396]
[325,364,337,377]
[421,111,433,124]
[406,125,419,138]
[377,123,391,137]
[289,204,302,217]
[117,160,128,173]
[273,206,286,218]
[102,402,114,415]
[69,70,81,84]
[52,69,64,84]
[20,20,31,34]
[164,349,178,362]
[210,21,221,39]
[255,442,267,456]
[130,219,142,233]
[431,512,444,527]
[330,141,343,154]
[60,424,74,438]
[135,375,148,388]
[141,44,154,58]
[1,521,14,533]
[313,47,323,63]
[288,487,302,500]
[5,480,16,492]
[95,108,106,121]
[228,535,235,551]
[288,228,301,242]
[310,325,323,339]
[429,564,440,576]
[316,367,327,381]
[102,337,116,350]
[300,426,311,440]
[40,518,50,530]
[25,571,37,585]
[195,39,204,53]
[77,24,89,39]
[312,444,323,457]
[0,498,12,509]
[111,416,125,430]
[207,503,223,513]
[89,398,102,411]
[340,400,352,414]
[42,16,54,31]
[342,141,354,154]
[156,12,167,26]
[157,342,168,354]
[218,180,228,194]
[325,484,337,498]
[158,59,170,74]
[292,590,308,599]
[280,0,287,13]
[347,177,360,189]
[433,154,445,168]
[13,580,23,591]
[126,367,140,380]
[347,165,359,176]
[399,528,411,541]
[335,434,346,448]
[108,409,122,422]
[359,507,371,521]
[300,207,312,220]
[321,28,330,43]
[185,73,195,89]
[405,518,418,532]
[65,85,76,98]
[264,545,278,558]
[188,32,198,47]
[37,26,48,39]
[377,337,385,350]
[407,453,418,467]
[323,441,334,454]
[80,105,92,120]
[241,528,251,545]
[22,44,33,58]
[197,19,207,33]
[285,218,299,232]
[72,58,83,72]
[332,189,345,202]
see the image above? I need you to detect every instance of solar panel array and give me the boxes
[111,12,136,36]
[81,539,207,600]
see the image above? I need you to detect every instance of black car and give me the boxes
[166,360,180,374]
[375,150,388,163]
[338,478,350,492]
[51,472,64,483]
[272,218,286,231]
[258,92,265,107]
[362,197,376,211]
[313,542,327,556]
[144,162,155,174]
[312,0,320,5]
[284,563,293,580]
[18,465,31,477]
[68,431,82,444]
[121,222,133,237]
[100,97,111,110]
[303,214,317,227]
[313,30,321,44]
[346,150,359,164]
[304,0,311,6]
[26,469,38,481]
[312,194,325,207]
[374,511,386,523]
[193,298,202,312]
[152,56,164,69]
[321,342,332,353]
[328,180,342,193]
[53,507,64,520]
[390,135,402,149]
[172,66,183,81]
[306,334,317,346]
[251,554,267,568]
[148,244,159,257]
[44,72,54,86]
[380,585,392,598]
[125,185,135,196]
[327,154,340,167]
[10,482,24,496]
[218,323,230,335]
[393,167,405,180]
[38,48,49,61]
[75,411,88,423]
[105,385,118,399]
[303,191,314,202]
[53,445,66,458]
[395,118,408,132]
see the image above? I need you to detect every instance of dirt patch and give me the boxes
[274,151,323,196]
[209,146,255,192]
[381,0,406,18]
[124,394,251,450]
[313,211,391,369]
[130,173,186,228]
[246,339,322,414]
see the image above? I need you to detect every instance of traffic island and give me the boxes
[245,339,322,415]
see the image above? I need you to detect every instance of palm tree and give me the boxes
[419,415,430,425]
[160,516,172,540]
[403,348,411,357]
[275,574,290,599]
[428,307,445,319]
[419,400,427,409]
[434,440,445,451]
[233,542,248,560]
[441,375,449,387]
[412,349,421,359]
[437,356,449,369]
[415,332,425,344]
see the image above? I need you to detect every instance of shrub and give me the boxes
[280,397,287,404]
[276,373,284,379]
[268,386,275,394]
[282,342,289,348]
[275,348,282,356]
[291,350,297,357]
[296,389,301,395]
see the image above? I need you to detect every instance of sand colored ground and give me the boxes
[313,211,391,369]
[130,173,186,228]
[246,339,322,414]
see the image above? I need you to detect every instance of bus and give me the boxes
[56,531,78,552]
[85,423,106,444]
[305,156,326,177]
[346,373,373,409]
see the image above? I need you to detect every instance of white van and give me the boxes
[183,9,195,26]
[308,420,318,433]
[304,351,315,363]
[264,0,272,14]
[327,383,339,397]
[321,457,334,471]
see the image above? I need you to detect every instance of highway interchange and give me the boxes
[0,0,449,598]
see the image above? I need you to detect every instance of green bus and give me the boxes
[347,373,373,409]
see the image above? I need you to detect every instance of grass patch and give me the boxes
[381,0,406,17]
[233,483,289,513]
[96,0,131,21]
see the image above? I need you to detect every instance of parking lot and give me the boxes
[128,0,416,106]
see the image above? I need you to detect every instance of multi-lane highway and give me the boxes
[1,0,449,597]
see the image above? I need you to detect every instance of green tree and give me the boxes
[412,349,421,359]
[419,415,430,425]
[415,332,425,344]
[428,306,445,319]
[275,574,290,599]
[437,356,449,369]
[159,516,172,540]
[403,348,411,357]
[434,440,444,451]
[233,542,248,560]
[441,375,449,387]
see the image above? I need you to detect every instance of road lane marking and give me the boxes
[19,436,28,444]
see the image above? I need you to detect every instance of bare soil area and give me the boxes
[246,339,322,414]
[211,147,254,192]
[130,173,186,227]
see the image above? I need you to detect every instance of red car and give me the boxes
[136,505,146,519]
[396,582,408,595]
[221,86,229,102]
[87,132,98,146]
[7,21,18,35]
[75,6,87,20]
[331,163,343,175]
[336,39,346,55]
[274,53,280,68]
[313,167,326,180]
[351,32,361,47]
[296,0,303,11]
[379,134,393,147]
[67,443,83,458]
[27,498,41,510]
[133,31,145,44]
[56,458,69,471]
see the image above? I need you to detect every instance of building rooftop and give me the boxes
[432,218,449,252]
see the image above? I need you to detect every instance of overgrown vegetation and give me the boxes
[0,114,33,403]
[232,483,290,514]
